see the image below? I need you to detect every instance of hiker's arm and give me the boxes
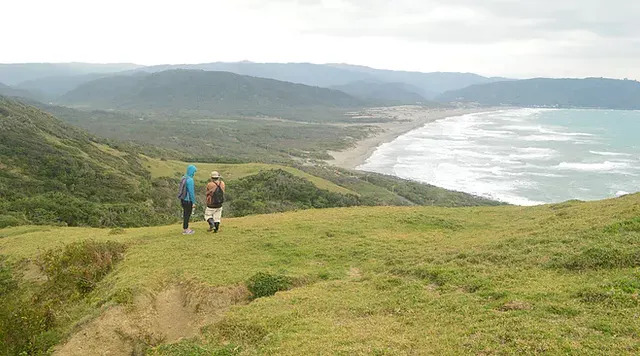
[187,178,196,205]
[221,181,226,192]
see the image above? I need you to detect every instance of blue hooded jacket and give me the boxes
[183,165,197,203]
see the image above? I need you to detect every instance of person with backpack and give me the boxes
[205,171,225,233]
[178,164,197,235]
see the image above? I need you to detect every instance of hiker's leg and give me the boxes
[213,208,222,232]
[204,208,215,231]
[182,200,192,230]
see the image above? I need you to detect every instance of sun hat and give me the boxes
[210,171,221,178]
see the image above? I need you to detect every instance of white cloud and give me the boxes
[1,0,639,79]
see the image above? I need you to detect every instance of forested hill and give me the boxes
[60,69,366,115]
[0,96,176,228]
[437,78,640,109]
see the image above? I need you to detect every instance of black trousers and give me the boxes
[181,200,193,229]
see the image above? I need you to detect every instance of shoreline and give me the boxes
[327,106,501,170]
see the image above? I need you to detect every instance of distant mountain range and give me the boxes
[3,62,640,111]
[0,82,41,100]
[0,62,141,86]
[14,73,112,100]
[437,78,640,109]
[60,69,365,116]
[135,62,505,99]
[329,81,429,105]
[0,62,509,103]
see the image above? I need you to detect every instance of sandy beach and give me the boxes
[327,106,498,169]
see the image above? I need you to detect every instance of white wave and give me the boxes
[538,127,594,137]
[590,150,632,157]
[359,108,640,206]
[508,147,557,160]
[521,134,577,142]
[555,161,630,172]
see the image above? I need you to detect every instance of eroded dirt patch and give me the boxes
[55,282,249,356]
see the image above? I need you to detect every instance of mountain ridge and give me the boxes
[59,69,367,116]
[437,77,640,109]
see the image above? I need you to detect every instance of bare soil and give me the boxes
[54,282,250,356]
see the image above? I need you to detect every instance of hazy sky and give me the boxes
[3,0,639,78]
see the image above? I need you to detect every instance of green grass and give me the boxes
[2,194,640,354]
[143,156,356,195]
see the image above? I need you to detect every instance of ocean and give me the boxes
[358,108,640,205]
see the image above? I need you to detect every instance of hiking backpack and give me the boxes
[207,182,224,208]
[177,177,188,200]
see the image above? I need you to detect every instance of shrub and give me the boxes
[0,256,58,355]
[246,272,292,299]
[0,213,26,229]
[37,240,126,296]
[0,256,17,297]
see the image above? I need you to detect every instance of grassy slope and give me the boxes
[2,194,640,354]
[143,157,355,195]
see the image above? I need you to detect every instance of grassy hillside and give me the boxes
[143,158,498,208]
[297,165,501,207]
[2,195,639,354]
[59,70,366,118]
[143,157,355,195]
[437,78,640,109]
[0,96,180,228]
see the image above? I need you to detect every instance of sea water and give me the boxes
[358,108,640,205]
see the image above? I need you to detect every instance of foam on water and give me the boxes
[359,108,640,205]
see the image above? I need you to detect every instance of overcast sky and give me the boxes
[3,0,639,79]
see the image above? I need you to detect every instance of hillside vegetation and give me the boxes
[1,98,497,229]
[144,158,499,209]
[437,77,640,109]
[59,70,366,118]
[1,195,639,354]
[0,96,177,228]
[37,102,377,162]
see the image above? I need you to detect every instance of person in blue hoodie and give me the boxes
[178,164,197,234]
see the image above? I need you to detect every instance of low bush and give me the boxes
[246,272,293,299]
[0,213,27,229]
[0,256,57,355]
[37,240,126,296]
